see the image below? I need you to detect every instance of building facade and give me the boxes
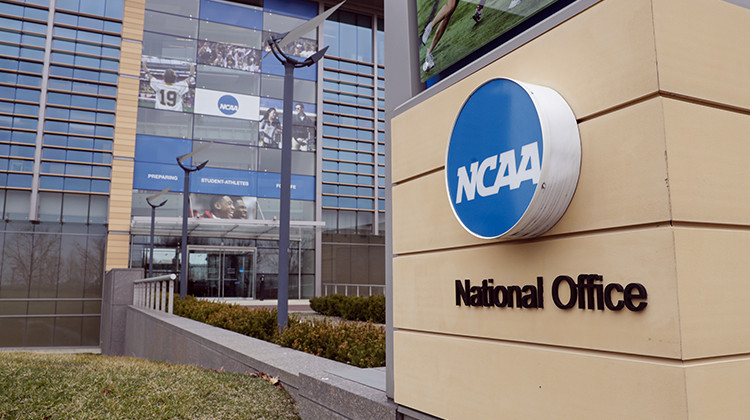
[385,0,750,418]
[0,0,384,348]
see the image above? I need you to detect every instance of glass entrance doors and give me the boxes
[187,247,255,298]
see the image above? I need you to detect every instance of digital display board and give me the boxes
[417,0,565,83]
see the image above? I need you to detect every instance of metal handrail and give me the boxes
[322,283,385,297]
[133,274,177,314]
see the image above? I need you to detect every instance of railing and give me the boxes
[134,274,176,314]
[323,283,385,297]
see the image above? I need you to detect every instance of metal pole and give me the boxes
[266,1,341,331]
[277,62,295,331]
[146,188,169,279]
[176,144,210,299]
[149,205,156,278]
[180,170,190,298]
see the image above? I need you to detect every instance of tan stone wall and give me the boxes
[105,0,144,270]
[391,0,750,417]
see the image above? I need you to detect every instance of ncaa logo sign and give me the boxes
[218,95,239,115]
[446,78,581,240]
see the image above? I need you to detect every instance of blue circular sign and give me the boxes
[446,78,581,240]
[446,79,543,239]
[217,94,239,115]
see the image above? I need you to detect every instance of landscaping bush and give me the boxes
[206,305,281,342]
[309,294,386,323]
[173,295,224,323]
[174,296,385,368]
[175,297,285,342]
[277,318,385,368]
[367,295,386,324]
[341,296,369,322]
[309,294,347,317]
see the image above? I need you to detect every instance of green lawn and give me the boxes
[417,0,556,81]
[0,352,300,420]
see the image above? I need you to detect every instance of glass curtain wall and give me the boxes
[131,0,319,299]
[320,10,385,294]
[0,0,122,347]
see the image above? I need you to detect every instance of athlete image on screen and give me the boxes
[473,0,523,22]
[420,0,458,72]
[142,59,195,112]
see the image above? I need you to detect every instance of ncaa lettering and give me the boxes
[455,141,541,204]
[219,103,238,112]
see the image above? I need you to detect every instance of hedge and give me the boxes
[309,294,385,324]
[173,296,385,368]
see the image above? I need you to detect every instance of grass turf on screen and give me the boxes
[417,0,557,82]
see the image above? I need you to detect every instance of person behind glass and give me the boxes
[231,196,249,219]
[143,60,194,112]
[292,103,315,151]
[259,107,282,148]
[202,195,234,219]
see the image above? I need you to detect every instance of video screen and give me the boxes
[417,0,560,82]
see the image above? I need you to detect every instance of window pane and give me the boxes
[62,193,89,222]
[291,151,314,176]
[198,21,261,48]
[89,195,108,223]
[5,190,30,220]
[144,11,198,38]
[142,32,196,62]
[193,114,257,144]
[195,65,259,95]
[146,0,198,16]
[136,108,193,138]
[190,141,257,170]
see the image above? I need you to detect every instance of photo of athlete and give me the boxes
[140,57,196,112]
[417,0,551,81]
[420,0,458,72]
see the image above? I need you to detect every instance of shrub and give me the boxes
[173,296,224,323]
[206,305,281,342]
[310,294,386,323]
[367,295,386,324]
[174,296,385,368]
[175,297,284,342]
[341,296,369,322]
[277,318,385,368]
[310,294,347,317]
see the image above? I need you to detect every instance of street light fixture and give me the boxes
[267,1,344,331]
[176,141,212,298]
[146,187,170,278]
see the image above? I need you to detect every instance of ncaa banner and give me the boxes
[194,88,260,121]
[133,161,184,192]
[445,78,581,240]
[192,167,256,196]
[257,172,316,201]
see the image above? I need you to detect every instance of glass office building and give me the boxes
[0,0,123,347]
[0,0,384,347]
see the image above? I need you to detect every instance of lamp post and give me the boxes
[176,142,212,298]
[266,1,344,331]
[146,187,170,278]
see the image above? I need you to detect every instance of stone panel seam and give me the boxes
[395,329,750,366]
[393,221,674,257]
[394,328,683,363]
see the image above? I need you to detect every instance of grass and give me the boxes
[0,352,300,420]
[417,0,556,81]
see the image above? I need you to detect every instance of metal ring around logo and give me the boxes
[445,78,581,240]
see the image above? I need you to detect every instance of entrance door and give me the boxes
[187,247,255,298]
